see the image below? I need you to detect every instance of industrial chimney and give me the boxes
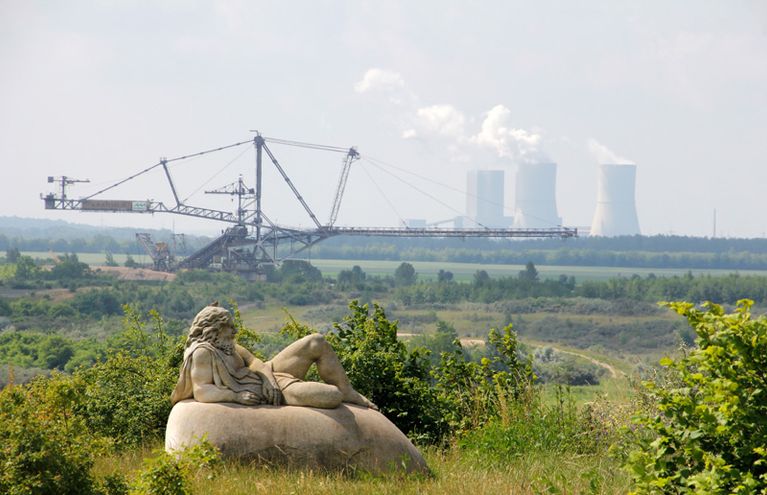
[590,164,640,236]
[466,170,510,227]
[512,163,561,228]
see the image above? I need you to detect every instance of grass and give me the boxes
[95,442,629,495]
[21,251,139,266]
[521,338,636,377]
[301,258,767,282]
[539,377,634,407]
[20,251,767,282]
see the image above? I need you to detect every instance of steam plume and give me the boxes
[588,138,634,164]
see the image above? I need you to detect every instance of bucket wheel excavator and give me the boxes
[43,132,577,278]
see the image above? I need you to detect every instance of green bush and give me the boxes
[627,300,767,493]
[459,387,614,461]
[325,301,537,445]
[533,347,605,386]
[74,306,182,448]
[434,324,534,434]
[130,440,220,495]
[131,452,188,495]
[0,373,101,495]
[326,300,449,444]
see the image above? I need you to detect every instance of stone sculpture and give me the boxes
[170,302,376,410]
[165,303,428,474]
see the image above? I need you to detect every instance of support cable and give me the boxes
[264,137,349,153]
[365,155,513,216]
[182,144,252,203]
[362,158,490,229]
[82,139,252,200]
[364,154,562,228]
[358,162,406,227]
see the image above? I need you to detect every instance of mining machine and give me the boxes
[42,132,577,277]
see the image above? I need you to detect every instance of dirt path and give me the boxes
[397,332,624,378]
[551,348,624,378]
[94,266,176,281]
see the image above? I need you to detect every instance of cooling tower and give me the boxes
[512,163,561,228]
[590,164,640,236]
[466,170,510,227]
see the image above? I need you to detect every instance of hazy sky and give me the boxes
[1,1,766,237]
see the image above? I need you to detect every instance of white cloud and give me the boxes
[354,70,550,165]
[412,104,466,139]
[587,138,634,164]
[354,68,406,93]
[470,105,548,163]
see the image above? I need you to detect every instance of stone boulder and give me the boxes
[165,400,429,474]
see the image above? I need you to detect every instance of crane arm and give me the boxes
[327,148,359,227]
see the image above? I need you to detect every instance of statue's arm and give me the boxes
[236,344,265,372]
[190,348,253,404]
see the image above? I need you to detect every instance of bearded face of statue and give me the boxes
[212,317,237,355]
[187,304,238,355]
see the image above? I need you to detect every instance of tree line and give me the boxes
[7,228,767,269]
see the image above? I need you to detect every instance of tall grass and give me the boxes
[94,443,628,495]
[90,384,632,494]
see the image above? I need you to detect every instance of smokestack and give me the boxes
[466,170,510,227]
[512,163,561,228]
[590,164,640,236]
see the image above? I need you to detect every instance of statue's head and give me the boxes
[186,302,235,348]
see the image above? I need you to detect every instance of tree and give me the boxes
[278,260,323,284]
[394,262,417,286]
[49,253,90,280]
[437,269,454,283]
[473,270,491,286]
[0,298,11,317]
[13,255,38,281]
[519,261,539,282]
[104,252,118,267]
[337,265,366,290]
[409,320,463,366]
[124,254,139,268]
[5,247,20,264]
[351,265,366,282]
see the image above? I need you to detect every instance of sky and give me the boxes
[1,1,766,238]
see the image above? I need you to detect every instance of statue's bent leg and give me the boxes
[281,381,342,408]
[269,334,376,409]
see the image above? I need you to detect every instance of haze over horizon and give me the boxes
[1,1,766,238]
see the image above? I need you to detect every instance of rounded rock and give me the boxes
[165,400,429,474]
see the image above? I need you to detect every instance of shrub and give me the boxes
[74,306,182,448]
[130,451,188,495]
[533,347,605,386]
[326,300,450,444]
[130,440,220,495]
[627,300,767,493]
[325,301,536,445]
[0,373,101,495]
[459,386,608,461]
[433,324,534,434]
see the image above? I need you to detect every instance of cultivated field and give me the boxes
[22,251,767,282]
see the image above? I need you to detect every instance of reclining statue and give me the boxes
[166,302,427,473]
[171,302,376,410]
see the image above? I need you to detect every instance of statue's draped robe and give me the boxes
[171,342,290,406]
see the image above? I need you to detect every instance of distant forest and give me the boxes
[3,216,767,269]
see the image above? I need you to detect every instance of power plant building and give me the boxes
[590,164,640,236]
[466,170,511,227]
[512,163,561,228]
